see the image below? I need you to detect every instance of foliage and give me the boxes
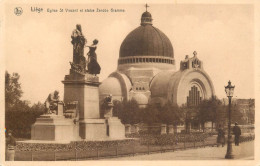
[197,97,222,124]
[5,71,45,138]
[126,132,210,146]
[5,71,23,109]
[16,139,135,151]
[239,134,255,142]
[159,103,184,125]
[231,104,247,125]
[141,103,161,125]
[114,100,185,126]
[115,99,141,124]
[5,103,45,138]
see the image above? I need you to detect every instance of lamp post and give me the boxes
[225,80,235,159]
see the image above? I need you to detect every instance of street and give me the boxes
[104,141,254,160]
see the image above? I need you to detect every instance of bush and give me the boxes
[239,134,255,142]
[126,132,210,146]
[16,139,136,152]
[5,108,44,138]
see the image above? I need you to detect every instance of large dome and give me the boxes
[117,11,175,71]
[119,26,174,58]
[119,12,174,59]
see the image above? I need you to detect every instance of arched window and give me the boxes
[187,86,202,107]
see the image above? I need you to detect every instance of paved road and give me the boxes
[104,141,254,160]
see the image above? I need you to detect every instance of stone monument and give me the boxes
[31,24,125,142]
[62,24,124,140]
[31,101,79,141]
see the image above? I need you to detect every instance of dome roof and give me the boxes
[141,11,152,17]
[99,72,132,102]
[131,93,149,105]
[119,12,174,59]
[99,77,123,97]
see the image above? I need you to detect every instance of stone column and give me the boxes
[161,124,167,135]
[168,125,174,134]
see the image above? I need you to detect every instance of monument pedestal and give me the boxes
[79,119,107,140]
[31,115,79,141]
[63,72,100,120]
[106,117,125,139]
[62,70,125,140]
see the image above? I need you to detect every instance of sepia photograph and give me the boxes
[1,0,259,165]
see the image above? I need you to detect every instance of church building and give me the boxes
[99,9,215,108]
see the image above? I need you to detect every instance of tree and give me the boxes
[5,71,45,138]
[116,99,141,124]
[141,103,160,125]
[160,103,183,125]
[197,97,222,131]
[5,71,23,110]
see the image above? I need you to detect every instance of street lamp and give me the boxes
[225,80,235,159]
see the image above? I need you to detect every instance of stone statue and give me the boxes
[71,24,87,73]
[103,94,113,118]
[44,90,60,114]
[104,94,113,104]
[86,39,101,75]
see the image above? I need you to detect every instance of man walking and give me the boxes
[233,122,241,146]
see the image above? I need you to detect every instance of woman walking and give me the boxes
[217,124,225,147]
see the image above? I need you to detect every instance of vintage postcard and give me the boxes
[0,0,259,166]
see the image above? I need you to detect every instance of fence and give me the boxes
[14,134,254,161]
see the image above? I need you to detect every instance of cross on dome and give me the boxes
[145,3,150,12]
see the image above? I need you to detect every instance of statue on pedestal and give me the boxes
[71,24,87,74]
[103,94,113,118]
[44,90,60,114]
[86,39,101,75]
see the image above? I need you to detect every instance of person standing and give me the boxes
[233,122,241,146]
[6,130,16,161]
[217,124,225,147]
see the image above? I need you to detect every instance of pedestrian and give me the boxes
[6,130,16,161]
[233,122,241,146]
[217,124,225,147]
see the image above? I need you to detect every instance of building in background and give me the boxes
[99,9,215,108]
[223,98,255,125]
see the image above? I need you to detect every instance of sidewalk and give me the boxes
[104,141,254,160]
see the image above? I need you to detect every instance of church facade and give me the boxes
[99,10,215,108]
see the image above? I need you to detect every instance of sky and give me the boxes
[4,3,255,104]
